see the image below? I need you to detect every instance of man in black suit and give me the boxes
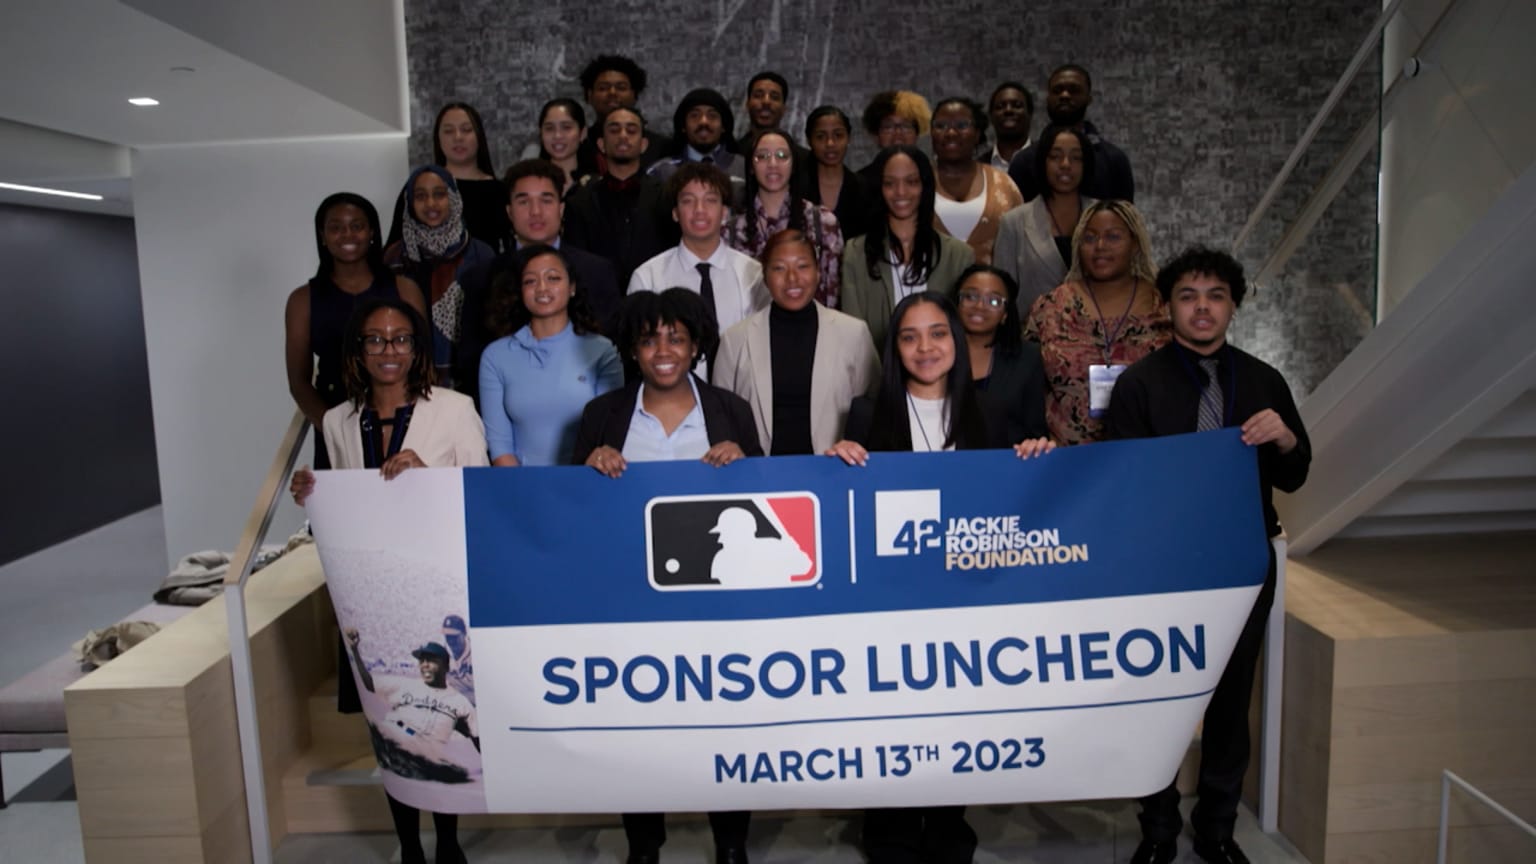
[455,160,624,403]
[563,107,679,290]
[577,54,670,172]
[1007,64,1136,202]
[1105,248,1311,864]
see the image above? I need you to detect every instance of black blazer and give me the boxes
[453,246,623,407]
[983,343,1049,443]
[571,376,765,464]
[562,175,680,290]
[844,393,1010,452]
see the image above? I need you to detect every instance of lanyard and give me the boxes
[1085,278,1139,366]
[1174,344,1238,427]
[906,392,945,452]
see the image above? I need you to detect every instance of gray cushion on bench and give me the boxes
[0,602,195,735]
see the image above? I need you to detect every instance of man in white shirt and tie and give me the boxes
[628,162,765,378]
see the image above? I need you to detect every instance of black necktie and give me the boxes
[696,261,718,324]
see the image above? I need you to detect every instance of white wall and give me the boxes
[133,136,408,567]
[1377,0,1536,318]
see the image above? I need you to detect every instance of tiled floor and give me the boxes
[0,510,1311,863]
[269,799,1308,862]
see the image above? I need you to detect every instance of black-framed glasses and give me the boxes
[958,291,1006,309]
[752,149,792,163]
[361,334,415,355]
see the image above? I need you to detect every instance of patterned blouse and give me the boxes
[724,197,845,308]
[1024,279,1171,446]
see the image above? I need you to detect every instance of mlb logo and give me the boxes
[644,493,821,591]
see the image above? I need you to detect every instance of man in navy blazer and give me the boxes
[456,159,623,405]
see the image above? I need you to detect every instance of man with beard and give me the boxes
[983,81,1034,171]
[1007,64,1135,202]
[563,107,680,290]
[577,54,670,172]
[647,88,748,201]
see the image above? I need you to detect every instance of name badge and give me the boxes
[1088,364,1128,418]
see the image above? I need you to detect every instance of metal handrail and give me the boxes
[1249,0,1474,294]
[1232,0,1405,254]
[224,410,311,864]
[1438,770,1536,863]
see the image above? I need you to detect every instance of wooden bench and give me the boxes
[63,544,333,863]
[0,601,192,806]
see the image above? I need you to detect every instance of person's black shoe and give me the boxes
[625,852,660,864]
[1192,834,1252,864]
[1128,838,1177,864]
[715,845,748,864]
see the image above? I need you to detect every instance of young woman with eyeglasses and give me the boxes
[950,264,1047,443]
[289,296,486,864]
[724,128,845,307]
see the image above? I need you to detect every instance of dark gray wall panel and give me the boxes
[1,204,160,565]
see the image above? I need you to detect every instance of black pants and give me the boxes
[622,810,751,854]
[862,806,976,864]
[1137,543,1277,842]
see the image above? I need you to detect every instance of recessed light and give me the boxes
[128,97,160,107]
[0,182,106,201]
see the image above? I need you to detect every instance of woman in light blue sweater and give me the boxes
[479,245,624,466]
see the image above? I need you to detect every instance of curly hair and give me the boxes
[484,245,603,339]
[615,288,719,372]
[579,55,647,97]
[1155,246,1249,307]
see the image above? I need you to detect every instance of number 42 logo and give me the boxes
[875,490,943,557]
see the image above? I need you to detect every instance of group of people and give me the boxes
[285,53,1312,864]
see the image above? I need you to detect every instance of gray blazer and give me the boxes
[713,303,880,454]
[841,234,976,351]
[993,196,1097,312]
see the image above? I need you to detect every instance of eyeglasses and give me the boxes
[1081,230,1129,248]
[879,120,917,134]
[752,149,792,163]
[958,291,1006,309]
[932,121,975,133]
[361,334,415,355]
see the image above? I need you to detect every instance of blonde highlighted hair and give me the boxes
[1066,200,1158,284]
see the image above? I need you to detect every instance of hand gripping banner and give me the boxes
[305,430,1269,814]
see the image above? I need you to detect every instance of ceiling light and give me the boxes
[128,97,160,107]
[0,182,105,201]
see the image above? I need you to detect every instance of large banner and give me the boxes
[307,430,1268,814]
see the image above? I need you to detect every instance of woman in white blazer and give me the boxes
[714,229,880,454]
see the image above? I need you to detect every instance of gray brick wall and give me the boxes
[404,0,1382,396]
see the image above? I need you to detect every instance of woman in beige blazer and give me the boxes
[842,145,976,351]
[715,229,880,454]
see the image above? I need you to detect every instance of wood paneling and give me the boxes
[1279,532,1536,862]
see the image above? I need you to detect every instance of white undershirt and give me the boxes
[890,258,927,306]
[934,170,987,241]
[906,394,953,452]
